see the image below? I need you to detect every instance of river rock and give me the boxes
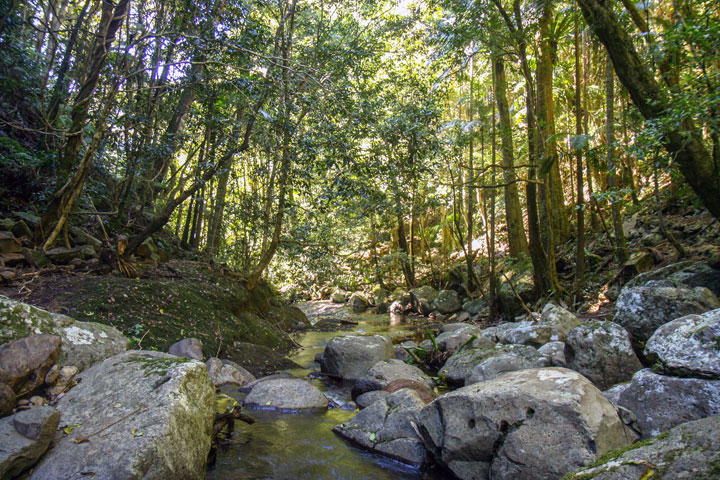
[331,292,346,303]
[410,285,438,315]
[334,388,428,467]
[613,283,720,342]
[244,378,327,411]
[540,303,583,339]
[29,351,215,480]
[440,344,548,387]
[389,293,413,315]
[44,246,86,264]
[604,369,720,438]
[644,308,720,379]
[47,365,78,396]
[0,334,61,397]
[0,382,15,416]
[349,294,369,313]
[205,357,255,387]
[565,415,720,480]
[433,290,461,314]
[565,321,643,390]
[356,390,389,409]
[462,298,488,315]
[352,359,433,398]
[0,406,60,478]
[419,368,637,480]
[435,324,493,354]
[0,296,128,371]
[383,379,437,404]
[322,335,393,380]
[498,270,535,320]
[168,337,204,360]
[538,341,567,367]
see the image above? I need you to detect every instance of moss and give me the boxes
[119,354,191,377]
[592,430,670,467]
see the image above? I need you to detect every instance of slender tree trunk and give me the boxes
[574,11,586,301]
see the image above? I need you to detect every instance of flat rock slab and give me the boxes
[243,378,328,411]
[0,295,128,371]
[565,415,720,480]
[604,369,720,438]
[0,406,59,478]
[419,368,637,480]
[334,388,428,467]
[30,351,215,480]
[644,308,720,379]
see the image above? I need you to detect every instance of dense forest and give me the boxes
[1,0,718,305]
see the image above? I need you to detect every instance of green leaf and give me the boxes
[63,424,81,435]
[369,432,376,441]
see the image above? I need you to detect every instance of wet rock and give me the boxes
[0,382,14,417]
[435,324,493,354]
[0,406,59,478]
[604,369,720,438]
[168,337,204,360]
[538,341,567,367]
[440,344,548,387]
[565,321,643,390]
[0,334,61,397]
[462,298,488,315]
[322,335,393,380]
[244,378,327,411]
[433,290,461,314]
[644,308,720,379]
[614,283,719,343]
[352,359,433,398]
[565,415,720,480]
[356,390,389,409]
[389,292,414,315]
[349,294,369,313]
[419,368,637,480]
[47,365,78,396]
[29,351,215,480]
[334,389,428,467]
[205,357,256,387]
[0,296,128,371]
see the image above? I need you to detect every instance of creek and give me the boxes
[208,301,445,479]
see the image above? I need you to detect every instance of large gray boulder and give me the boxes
[205,357,255,387]
[439,344,548,387]
[333,389,428,467]
[538,341,567,367]
[565,415,720,480]
[625,260,720,297]
[352,359,434,398]
[462,298,488,315]
[604,369,720,438]
[433,290,461,314]
[540,303,583,340]
[435,324,493,354]
[349,294,369,313]
[168,337,204,360]
[565,321,643,390]
[29,351,215,480]
[419,368,637,480]
[644,308,720,379]
[410,285,438,315]
[0,406,60,478]
[613,283,720,342]
[244,378,327,411]
[0,382,14,416]
[322,335,394,380]
[0,296,128,371]
[0,334,61,397]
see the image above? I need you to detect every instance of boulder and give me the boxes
[333,389,428,467]
[439,344,548,387]
[22,248,50,268]
[614,283,719,343]
[419,368,637,480]
[266,305,311,331]
[540,303,583,340]
[1,253,25,267]
[604,369,720,438]
[435,324,493,354]
[538,341,567,367]
[565,321,643,390]
[389,293,413,315]
[644,308,720,379]
[349,294,369,313]
[0,382,15,417]
[0,296,128,371]
[243,378,327,411]
[0,406,60,478]
[356,390,389,409]
[462,298,488,315]
[439,322,467,333]
[432,290,461,314]
[47,365,78,396]
[168,337,204,360]
[29,351,215,480]
[625,260,720,297]
[205,357,255,387]
[383,379,437,404]
[331,292,346,304]
[352,359,433,398]
[565,415,720,480]
[322,335,393,380]
[0,232,21,254]
[0,334,61,397]
[44,246,85,264]
[410,285,438,315]
[498,321,553,348]
[498,271,535,320]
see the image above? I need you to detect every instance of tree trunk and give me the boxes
[574,13,585,301]
[578,0,720,219]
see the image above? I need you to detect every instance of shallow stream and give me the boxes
[207,301,444,480]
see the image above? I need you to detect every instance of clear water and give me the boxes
[207,302,445,480]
